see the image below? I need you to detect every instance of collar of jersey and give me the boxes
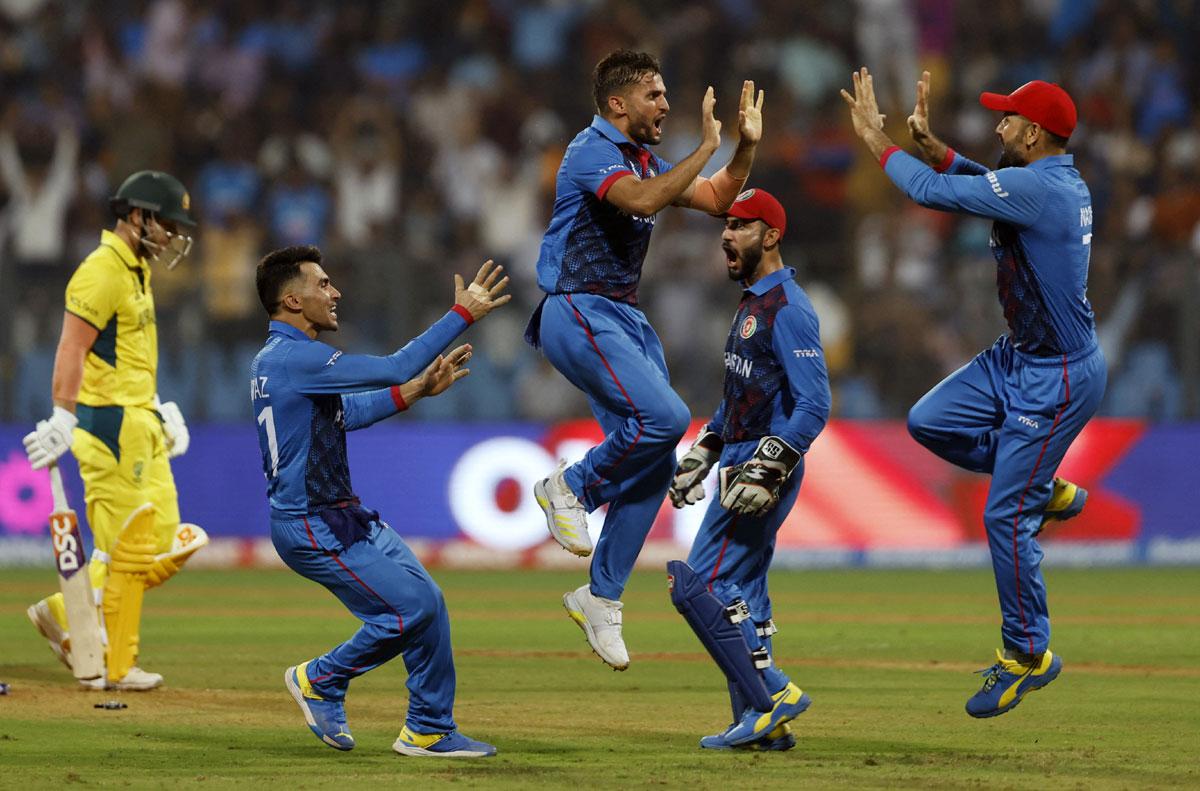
[100,229,146,271]
[744,266,796,296]
[1028,154,1073,170]
[268,320,312,340]
[590,115,647,153]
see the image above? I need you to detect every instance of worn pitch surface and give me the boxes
[2,567,1197,789]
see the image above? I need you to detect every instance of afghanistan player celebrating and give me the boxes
[842,68,1104,717]
[251,246,508,757]
[527,49,764,670]
[668,190,830,750]
[24,171,207,690]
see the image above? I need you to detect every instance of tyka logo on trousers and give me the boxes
[1018,415,1039,429]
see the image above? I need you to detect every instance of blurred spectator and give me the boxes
[1,0,1197,422]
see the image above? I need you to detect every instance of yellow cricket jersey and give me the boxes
[65,230,158,409]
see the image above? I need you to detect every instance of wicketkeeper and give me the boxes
[668,189,830,750]
[24,171,209,690]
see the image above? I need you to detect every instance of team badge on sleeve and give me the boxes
[739,315,758,339]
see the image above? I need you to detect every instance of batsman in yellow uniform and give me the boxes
[23,171,208,690]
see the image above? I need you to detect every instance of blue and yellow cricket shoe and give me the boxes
[392,726,497,758]
[724,682,810,746]
[1039,477,1087,533]
[966,649,1062,718]
[284,663,355,750]
[700,723,796,751]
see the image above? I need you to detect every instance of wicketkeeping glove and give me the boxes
[718,436,803,516]
[157,399,190,459]
[22,406,78,469]
[669,429,724,508]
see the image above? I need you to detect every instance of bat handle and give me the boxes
[49,463,69,513]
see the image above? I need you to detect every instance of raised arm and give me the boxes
[602,87,723,217]
[675,80,764,213]
[290,260,509,395]
[906,70,989,176]
[843,67,1043,225]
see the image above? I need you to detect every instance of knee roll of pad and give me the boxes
[667,560,773,713]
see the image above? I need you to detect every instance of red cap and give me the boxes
[726,188,787,238]
[979,80,1077,139]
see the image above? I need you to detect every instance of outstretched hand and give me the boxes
[737,80,764,147]
[454,259,511,321]
[700,86,722,152]
[840,67,886,140]
[420,343,472,398]
[907,70,933,142]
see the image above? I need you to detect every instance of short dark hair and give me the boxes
[256,245,321,316]
[592,49,661,115]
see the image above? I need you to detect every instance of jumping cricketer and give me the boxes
[842,68,1104,717]
[527,49,764,670]
[24,170,208,690]
[251,245,508,757]
[668,189,829,750]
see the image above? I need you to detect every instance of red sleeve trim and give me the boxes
[879,145,902,168]
[934,147,956,173]
[596,169,634,201]
[451,304,475,325]
[389,385,408,412]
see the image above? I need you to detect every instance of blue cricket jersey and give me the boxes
[249,313,467,517]
[707,267,831,453]
[882,149,1096,356]
[534,115,674,305]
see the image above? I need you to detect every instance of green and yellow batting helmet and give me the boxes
[110,170,197,228]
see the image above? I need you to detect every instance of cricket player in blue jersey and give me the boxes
[527,49,765,670]
[250,245,509,757]
[843,68,1105,717]
[667,190,829,751]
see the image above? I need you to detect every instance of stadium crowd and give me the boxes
[1,0,1196,423]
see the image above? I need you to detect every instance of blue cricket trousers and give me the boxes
[538,293,691,600]
[687,439,805,696]
[271,514,457,734]
[907,336,1107,655]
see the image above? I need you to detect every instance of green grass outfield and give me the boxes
[2,566,1198,789]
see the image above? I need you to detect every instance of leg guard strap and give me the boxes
[667,560,773,713]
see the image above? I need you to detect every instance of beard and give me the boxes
[997,142,1028,169]
[727,245,763,282]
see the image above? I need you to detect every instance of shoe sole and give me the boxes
[1039,487,1088,534]
[727,692,812,746]
[562,591,629,671]
[27,603,72,671]
[535,480,593,557]
[284,667,353,750]
[392,742,495,758]
[967,661,1063,719]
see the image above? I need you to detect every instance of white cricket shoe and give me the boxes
[563,584,629,670]
[80,666,163,691]
[534,462,592,557]
[27,599,71,671]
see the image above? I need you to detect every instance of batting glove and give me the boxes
[718,436,802,516]
[669,429,724,508]
[158,399,190,459]
[23,406,77,470]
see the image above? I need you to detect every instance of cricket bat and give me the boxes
[49,463,105,680]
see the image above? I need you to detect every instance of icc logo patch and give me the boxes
[739,315,758,339]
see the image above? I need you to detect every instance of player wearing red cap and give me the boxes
[842,68,1105,718]
[668,189,829,749]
